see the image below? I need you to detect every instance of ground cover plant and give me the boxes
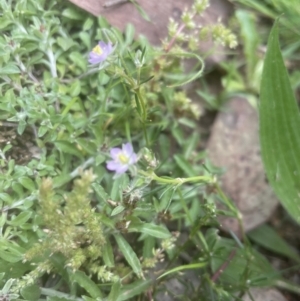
[0,0,300,300]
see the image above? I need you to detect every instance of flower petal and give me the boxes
[110,147,122,160]
[88,41,113,65]
[106,161,121,171]
[122,143,133,156]
[99,41,113,56]
[129,153,137,164]
[115,164,129,174]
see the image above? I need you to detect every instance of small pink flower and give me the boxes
[106,143,137,177]
[88,41,113,64]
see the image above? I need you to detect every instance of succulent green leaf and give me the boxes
[259,21,300,223]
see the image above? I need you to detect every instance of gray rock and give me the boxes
[207,97,278,233]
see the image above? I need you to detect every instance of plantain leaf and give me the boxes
[259,21,300,223]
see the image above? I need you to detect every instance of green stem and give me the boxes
[276,279,300,296]
[142,123,150,147]
[136,89,147,121]
[151,172,214,185]
[46,48,57,78]
[215,183,246,241]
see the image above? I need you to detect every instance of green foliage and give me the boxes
[23,170,105,274]
[0,0,296,300]
[232,0,300,38]
[260,21,300,224]
[248,224,300,262]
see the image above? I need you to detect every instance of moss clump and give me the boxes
[24,169,105,274]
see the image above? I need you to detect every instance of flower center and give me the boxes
[92,45,103,55]
[118,153,129,164]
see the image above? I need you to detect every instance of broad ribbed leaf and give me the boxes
[260,21,300,223]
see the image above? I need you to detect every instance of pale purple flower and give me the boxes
[88,41,113,64]
[106,143,138,176]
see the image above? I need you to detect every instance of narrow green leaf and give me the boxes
[70,80,81,97]
[108,281,121,301]
[56,37,75,51]
[124,23,135,45]
[18,176,36,191]
[54,140,83,158]
[62,8,84,20]
[69,270,102,299]
[117,279,152,301]
[103,239,115,267]
[130,0,151,22]
[111,205,125,216]
[236,10,260,82]
[0,193,13,203]
[2,279,15,294]
[114,234,143,277]
[157,262,208,279]
[69,51,86,71]
[143,236,155,259]
[174,154,197,177]
[41,287,82,301]
[8,211,32,226]
[260,21,300,223]
[0,17,12,29]
[0,249,22,263]
[0,213,7,227]
[47,298,74,301]
[128,222,171,239]
[0,63,20,75]
[92,183,110,202]
[248,224,300,262]
[209,231,275,286]
[21,284,41,301]
[83,17,94,31]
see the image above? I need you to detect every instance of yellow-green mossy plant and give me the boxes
[23,169,105,280]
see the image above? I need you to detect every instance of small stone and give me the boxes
[207,97,278,233]
[242,288,287,301]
